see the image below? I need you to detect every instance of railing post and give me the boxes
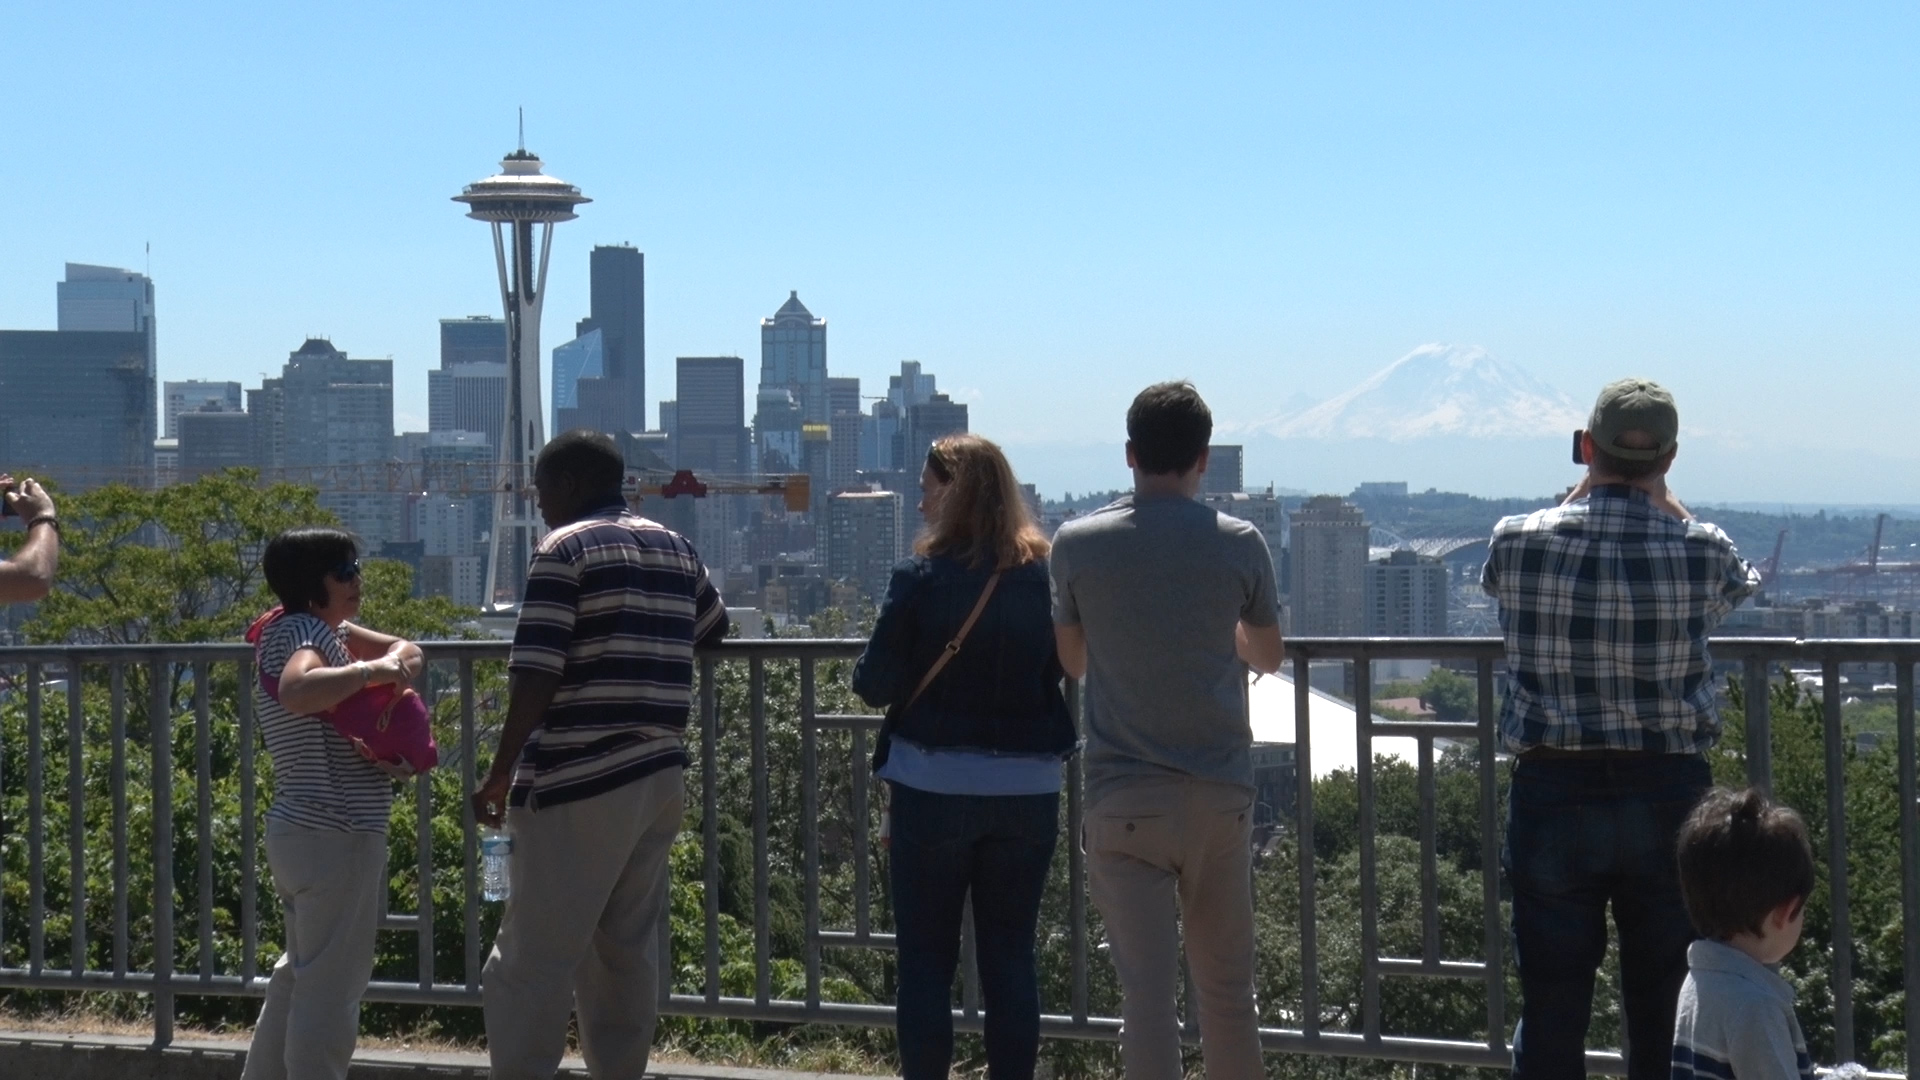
[1355,653,1380,1044]
[194,663,214,983]
[239,654,259,984]
[111,664,129,977]
[68,668,87,977]
[1067,677,1089,1026]
[150,659,175,1048]
[1897,657,1918,1076]
[416,767,435,990]
[801,658,821,1008]
[701,657,721,1004]
[1476,658,1506,1053]
[1417,735,1439,966]
[1820,657,1854,1061]
[750,657,772,1007]
[1294,652,1319,1041]
[27,663,45,975]
[1744,655,1772,792]
[459,656,480,992]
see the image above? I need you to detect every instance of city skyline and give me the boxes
[3,3,1916,502]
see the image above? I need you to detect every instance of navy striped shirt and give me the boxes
[507,499,728,809]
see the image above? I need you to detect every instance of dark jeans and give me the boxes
[887,782,1060,1080]
[1503,753,1711,1080]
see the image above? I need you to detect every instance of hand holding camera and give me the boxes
[0,475,56,525]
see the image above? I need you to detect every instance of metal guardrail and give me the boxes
[0,637,1914,1075]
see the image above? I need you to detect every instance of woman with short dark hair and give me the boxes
[242,527,424,1080]
[852,434,1076,1080]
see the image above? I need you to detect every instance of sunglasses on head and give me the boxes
[328,559,362,583]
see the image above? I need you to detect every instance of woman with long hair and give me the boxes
[241,528,423,1080]
[852,434,1076,1080]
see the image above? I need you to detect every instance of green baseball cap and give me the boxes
[1589,378,1678,462]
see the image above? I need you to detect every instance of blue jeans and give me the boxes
[887,782,1060,1080]
[1503,753,1711,1080]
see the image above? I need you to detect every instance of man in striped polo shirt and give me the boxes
[474,430,728,1079]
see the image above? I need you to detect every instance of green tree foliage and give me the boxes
[16,471,332,646]
[1420,669,1477,724]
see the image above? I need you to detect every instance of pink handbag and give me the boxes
[247,607,439,775]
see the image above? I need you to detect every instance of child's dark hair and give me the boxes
[1676,787,1815,941]
[1125,381,1212,476]
[262,527,359,614]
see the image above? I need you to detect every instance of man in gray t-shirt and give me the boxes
[1051,381,1283,1080]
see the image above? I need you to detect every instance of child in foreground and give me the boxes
[1670,786,1817,1080]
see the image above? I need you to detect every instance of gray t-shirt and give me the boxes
[1050,494,1280,806]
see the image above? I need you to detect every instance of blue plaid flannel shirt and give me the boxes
[1481,485,1761,754]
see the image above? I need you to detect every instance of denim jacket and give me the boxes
[852,554,1077,765]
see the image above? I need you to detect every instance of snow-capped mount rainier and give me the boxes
[1254,344,1586,441]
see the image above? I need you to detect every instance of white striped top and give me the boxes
[256,613,394,833]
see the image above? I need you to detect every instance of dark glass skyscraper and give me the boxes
[0,330,155,486]
[440,316,507,368]
[674,356,748,475]
[573,244,645,434]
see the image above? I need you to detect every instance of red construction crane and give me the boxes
[1762,528,1788,588]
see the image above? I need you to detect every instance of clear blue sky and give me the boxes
[2,2,1914,499]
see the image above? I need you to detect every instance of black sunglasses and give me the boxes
[328,559,362,583]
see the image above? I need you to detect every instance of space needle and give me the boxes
[454,132,590,605]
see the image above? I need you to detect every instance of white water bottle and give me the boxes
[481,829,513,902]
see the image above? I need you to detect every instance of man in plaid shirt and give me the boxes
[1482,378,1760,1080]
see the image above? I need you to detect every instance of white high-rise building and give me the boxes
[1290,495,1369,637]
[1365,550,1450,637]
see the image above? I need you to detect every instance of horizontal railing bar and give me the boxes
[4,636,1918,665]
[1377,958,1489,979]
[816,930,899,949]
[809,714,885,732]
[1371,721,1482,739]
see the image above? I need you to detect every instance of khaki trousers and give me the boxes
[1086,775,1263,1080]
[242,822,388,1080]
[483,766,684,1080]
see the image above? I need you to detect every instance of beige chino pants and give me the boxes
[482,766,684,1080]
[242,822,388,1080]
[1086,775,1264,1080]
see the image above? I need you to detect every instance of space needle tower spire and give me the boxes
[453,128,590,605]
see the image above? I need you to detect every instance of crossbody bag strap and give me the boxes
[903,569,1003,711]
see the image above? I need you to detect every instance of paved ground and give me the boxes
[0,1029,878,1080]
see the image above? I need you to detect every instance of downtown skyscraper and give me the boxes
[0,263,157,486]
[558,244,645,436]
[255,338,396,545]
[428,317,508,449]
